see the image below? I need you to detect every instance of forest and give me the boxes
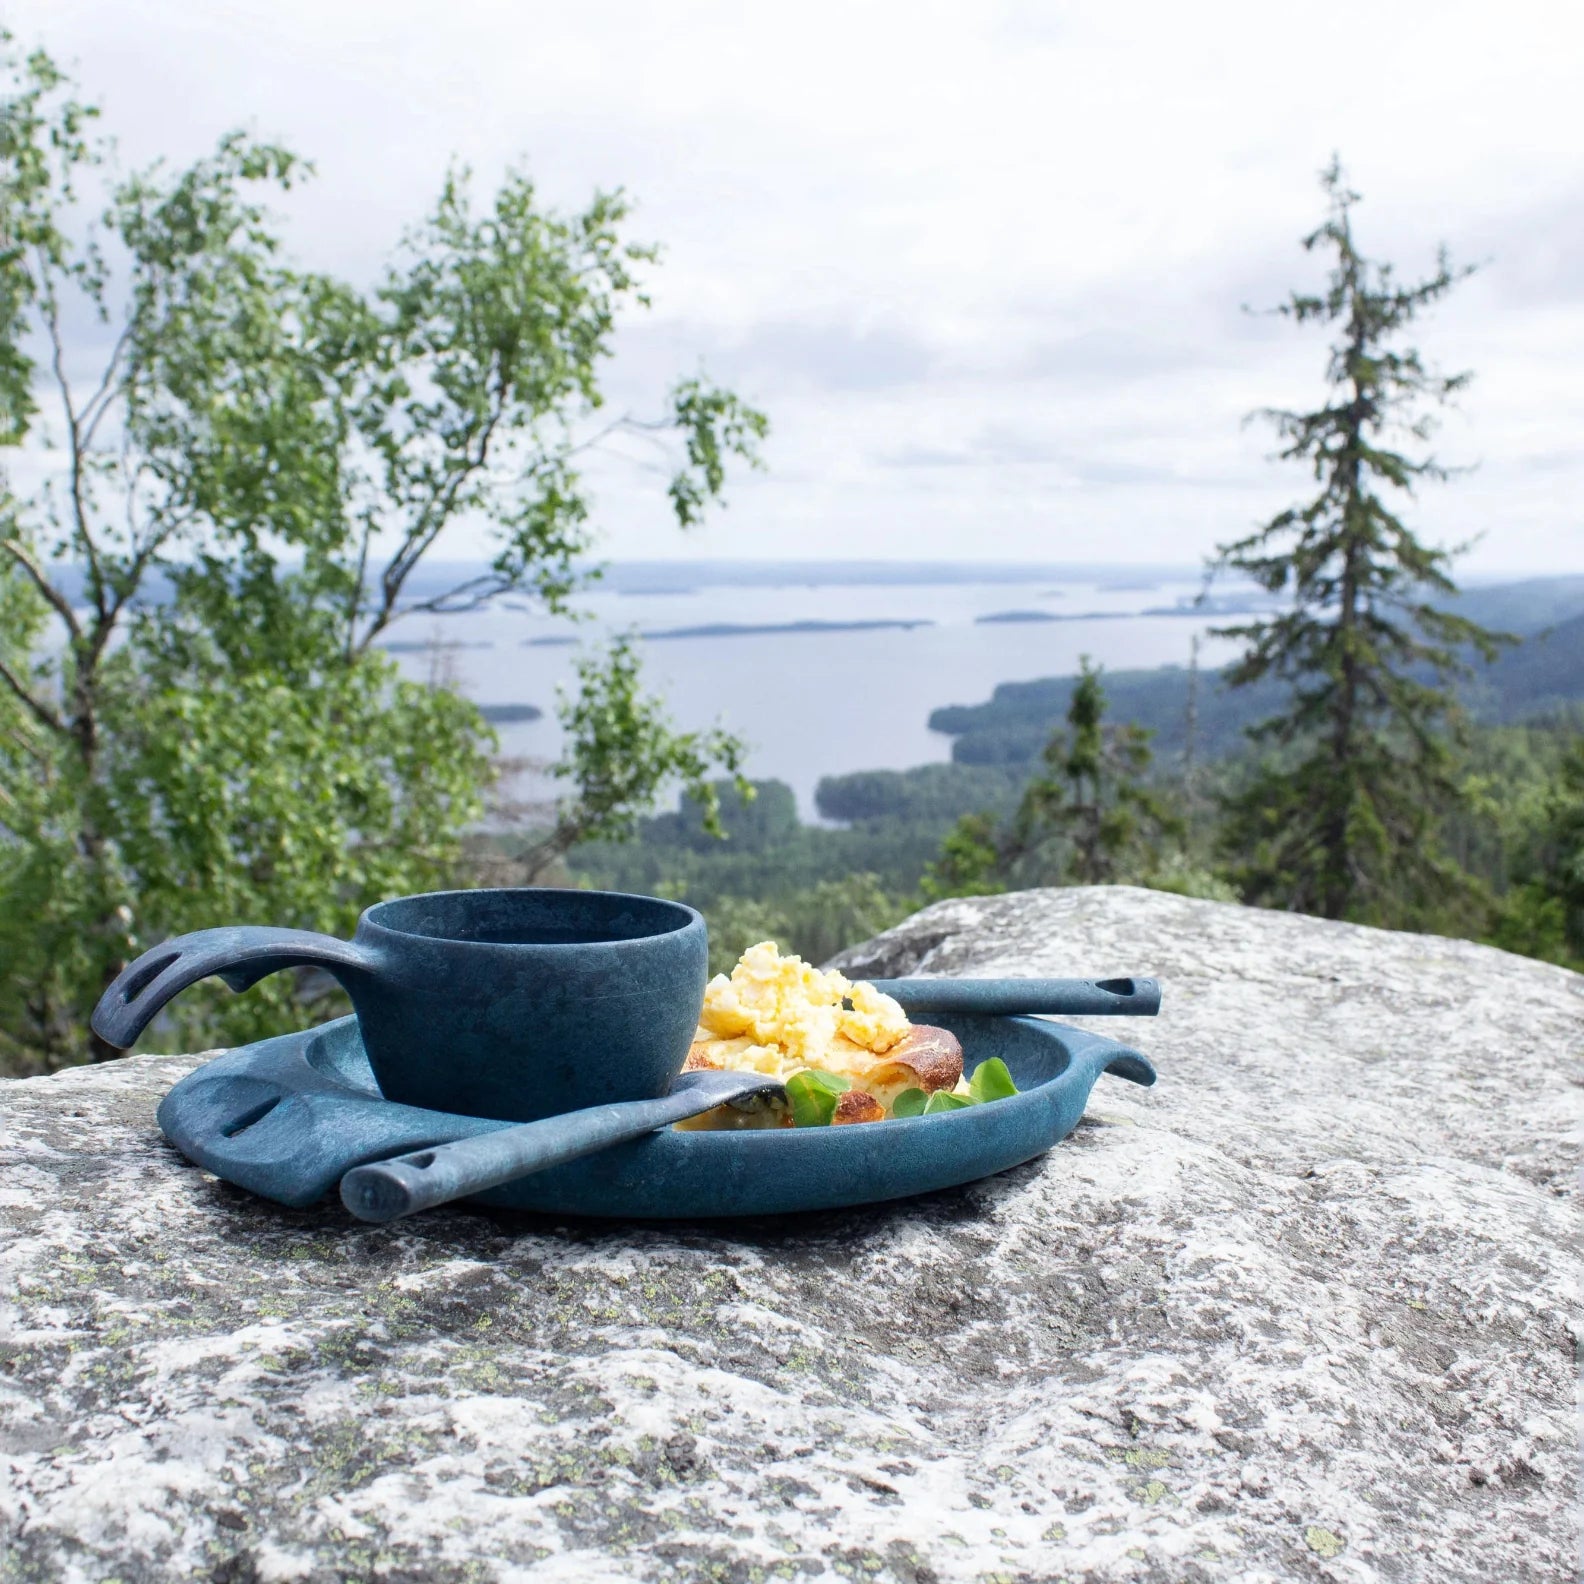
[563,598,1584,977]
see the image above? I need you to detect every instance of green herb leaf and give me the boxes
[784,1069,850,1127]
[923,1090,973,1115]
[890,1087,927,1118]
[968,1057,1018,1104]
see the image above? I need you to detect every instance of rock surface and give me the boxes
[1,886,1579,1584]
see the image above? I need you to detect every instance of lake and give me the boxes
[381,562,1252,819]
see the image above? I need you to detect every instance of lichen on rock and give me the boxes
[1,886,1578,1582]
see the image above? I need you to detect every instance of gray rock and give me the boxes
[1,886,1578,1583]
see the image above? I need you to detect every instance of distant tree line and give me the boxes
[566,678,1581,978]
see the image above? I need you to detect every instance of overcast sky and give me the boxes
[9,0,1583,572]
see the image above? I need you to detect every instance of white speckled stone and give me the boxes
[1,887,1578,1584]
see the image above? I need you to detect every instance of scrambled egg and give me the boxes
[692,941,911,1079]
[681,942,968,1129]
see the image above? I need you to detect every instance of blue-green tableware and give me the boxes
[156,1010,1156,1218]
[92,888,708,1123]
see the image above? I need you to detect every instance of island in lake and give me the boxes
[525,618,934,648]
[975,609,1127,624]
[378,638,494,653]
[477,702,543,724]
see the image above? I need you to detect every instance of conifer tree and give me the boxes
[1214,159,1507,923]
[920,661,1176,899]
[1008,658,1178,886]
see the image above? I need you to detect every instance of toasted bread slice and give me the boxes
[832,1089,885,1125]
[820,1024,963,1108]
[865,1025,963,1097]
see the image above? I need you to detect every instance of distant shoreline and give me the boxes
[477,702,543,724]
[407,558,1211,602]
[377,638,494,652]
[525,618,935,647]
[975,605,1268,625]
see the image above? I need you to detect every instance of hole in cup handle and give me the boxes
[90,926,377,1052]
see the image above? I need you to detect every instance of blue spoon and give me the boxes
[340,1067,784,1224]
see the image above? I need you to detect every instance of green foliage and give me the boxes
[1486,731,1584,968]
[1212,159,1507,924]
[1491,886,1572,969]
[569,775,962,913]
[701,894,791,977]
[661,774,802,853]
[0,532,95,1068]
[1465,613,1584,720]
[570,694,1583,986]
[968,1056,1017,1103]
[517,634,751,881]
[784,1069,850,1128]
[885,1069,1024,1119]
[1140,851,1240,904]
[559,780,916,971]
[930,578,1584,775]
[1006,658,1181,886]
[100,644,492,1052]
[920,812,1005,901]
[702,873,911,977]
[816,762,1024,824]
[936,667,1288,768]
[667,377,770,527]
[778,1059,1016,1128]
[0,41,765,1072]
[922,661,1181,900]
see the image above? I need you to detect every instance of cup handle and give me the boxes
[91,926,377,1051]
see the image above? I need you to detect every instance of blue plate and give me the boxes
[157,1013,1156,1219]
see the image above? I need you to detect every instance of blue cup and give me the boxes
[92,888,708,1123]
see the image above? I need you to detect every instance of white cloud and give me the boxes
[7,0,1583,572]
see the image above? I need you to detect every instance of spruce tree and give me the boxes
[1214,159,1507,923]
[1006,659,1179,886]
[919,660,1177,899]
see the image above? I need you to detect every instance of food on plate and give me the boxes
[832,1088,886,1126]
[677,941,1018,1129]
